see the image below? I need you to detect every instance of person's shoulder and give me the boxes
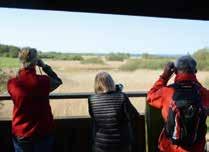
[88,94,100,103]
[115,91,127,97]
[89,93,100,100]
[7,77,19,92]
[153,82,174,92]
[163,83,179,93]
[7,77,18,85]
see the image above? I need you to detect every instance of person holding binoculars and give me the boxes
[7,47,62,152]
[147,55,209,152]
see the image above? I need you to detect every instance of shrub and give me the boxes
[193,47,209,61]
[196,60,209,71]
[68,55,84,61]
[193,48,209,70]
[119,58,172,71]
[119,59,141,71]
[106,53,130,61]
[141,53,157,59]
[39,52,84,61]
[81,57,105,65]
[0,44,20,58]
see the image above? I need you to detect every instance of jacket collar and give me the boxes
[18,67,36,77]
[174,73,197,83]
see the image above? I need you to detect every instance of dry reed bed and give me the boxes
[1,59,209,119]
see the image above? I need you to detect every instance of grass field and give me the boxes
[1,57,209,118]
[0,57,19,68]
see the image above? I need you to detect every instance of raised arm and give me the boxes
[37,59,62,92]
[147,62,174,109]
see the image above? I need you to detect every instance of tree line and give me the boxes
[1,44,209,66]
[0,44,131,61]
[193,47,209,70]
[0,44,20,57]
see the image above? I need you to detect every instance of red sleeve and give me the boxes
[147,76,168,109]
[7,78,18,101]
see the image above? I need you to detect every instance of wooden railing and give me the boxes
[0,91,147,100]
[0,91,150,152]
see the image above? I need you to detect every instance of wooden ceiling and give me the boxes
[0,0,209,20]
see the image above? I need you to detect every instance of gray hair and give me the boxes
[18,47,38,68]
[175,55,197,73]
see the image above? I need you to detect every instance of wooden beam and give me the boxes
[0,0,209,20]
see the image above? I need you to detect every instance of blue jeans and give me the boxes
[12,135,54,152]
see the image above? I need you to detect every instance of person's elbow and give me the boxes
[57,78,63,86]
[50,78,63,92]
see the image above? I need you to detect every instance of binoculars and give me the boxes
[115,84,123,92]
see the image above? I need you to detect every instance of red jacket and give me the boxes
[7,67,54,138]
[147,73,209,152]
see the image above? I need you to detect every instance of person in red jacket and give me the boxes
[147,55,209,152]
[7,48,62,152]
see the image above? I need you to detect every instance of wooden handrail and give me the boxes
[0,91,147,100]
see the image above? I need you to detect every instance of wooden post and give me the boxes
[145,103,164,152]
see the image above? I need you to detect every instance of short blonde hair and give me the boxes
[18,47,38,68]
[94,72,116,94]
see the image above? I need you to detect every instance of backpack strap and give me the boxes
[168,81,201,97]
[169,81,202,107]
[168,81,200,89]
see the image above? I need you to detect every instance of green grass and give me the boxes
[119,58,174,71]
[0,57,20,68]
[0,57,19,93]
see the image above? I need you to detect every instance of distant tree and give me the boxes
[0,44,9,54]
[0,44,20,57]
[141,53,151,59]
[141,53,160,59]
[8,46,20,57]
[193,47,209,70]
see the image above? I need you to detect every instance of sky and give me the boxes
[0,7,209,55]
